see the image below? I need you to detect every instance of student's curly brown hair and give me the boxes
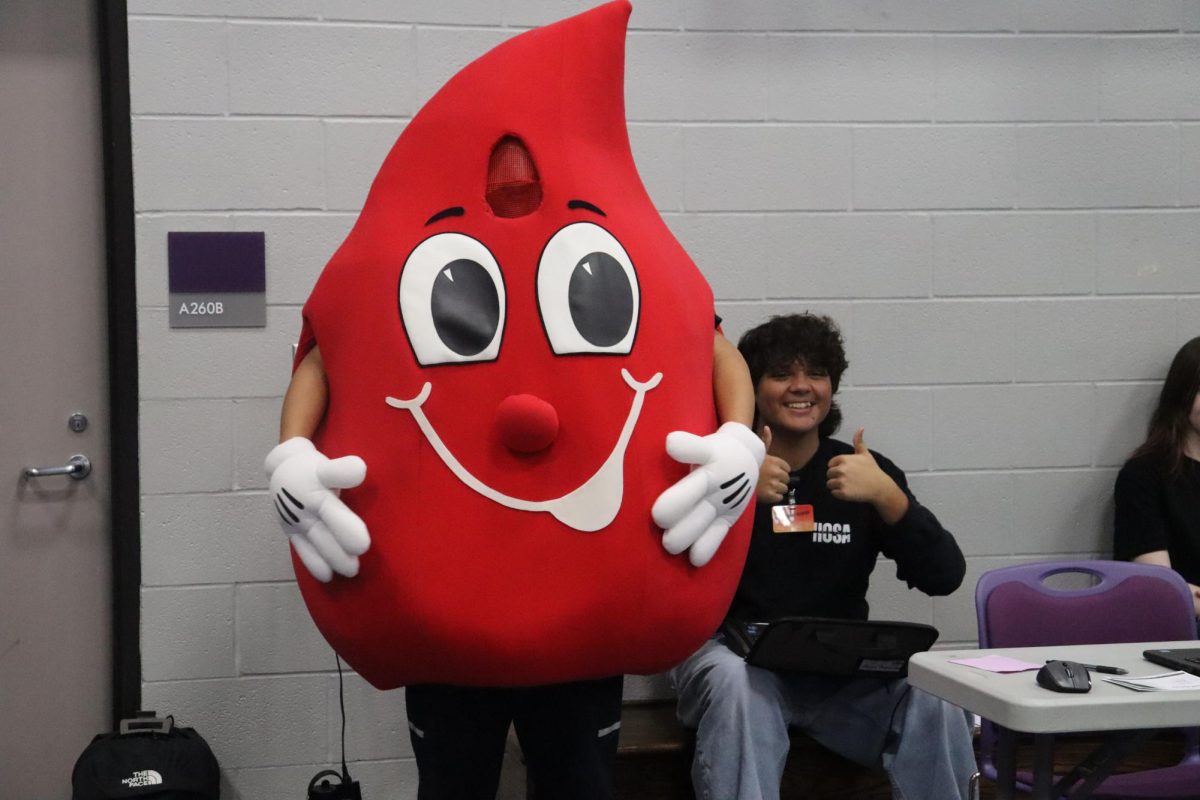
[737,313,850,439]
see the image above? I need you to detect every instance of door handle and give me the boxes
[23,454,91,480]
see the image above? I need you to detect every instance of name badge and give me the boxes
[772,504,814,533]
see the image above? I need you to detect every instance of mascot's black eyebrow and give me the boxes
[568,199,606,217]
[425,206,465,226]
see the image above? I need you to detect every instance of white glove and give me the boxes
[652,422,766,567]
[264,437,370,582]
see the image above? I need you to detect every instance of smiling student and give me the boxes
[668,312,975,800]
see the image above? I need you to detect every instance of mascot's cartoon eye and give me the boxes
[537,222,639,354]
[399,232,506,365]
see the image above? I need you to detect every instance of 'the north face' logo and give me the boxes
[121,769,163,787]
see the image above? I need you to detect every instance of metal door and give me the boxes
[0,1,114,794]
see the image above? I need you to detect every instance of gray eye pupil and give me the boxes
[430,258,500,356]
[568,251,632,347]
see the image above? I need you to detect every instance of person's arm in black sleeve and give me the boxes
[1113,457,1169,562]
[825,428,965,596]
[879,486,966,597]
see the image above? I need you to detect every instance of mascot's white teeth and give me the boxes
[385,369,662,532]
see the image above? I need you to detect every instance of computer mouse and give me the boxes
[1037,660,1091,693]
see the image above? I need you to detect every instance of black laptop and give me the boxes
[1142,647,1200,676]
[721,616,939,678]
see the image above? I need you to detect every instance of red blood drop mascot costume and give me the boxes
[264,7,761,785]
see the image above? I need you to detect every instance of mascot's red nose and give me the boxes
[495,394,559,454]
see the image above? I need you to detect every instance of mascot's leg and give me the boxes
[405,684,513,799]
[512,676,624,800]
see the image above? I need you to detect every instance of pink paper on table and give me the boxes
[949,655,1042,673]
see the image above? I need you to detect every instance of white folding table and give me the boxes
[909,641,1200,799]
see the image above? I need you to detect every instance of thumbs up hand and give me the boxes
[756,426,793,504]
[826,428,890,503]
[826,428,910,523]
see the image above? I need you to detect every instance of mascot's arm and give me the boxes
[264,346,371,582]
[652,333,763,567]
[712,333,754,427]
[280,346,330,440]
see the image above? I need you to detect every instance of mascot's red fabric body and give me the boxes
[294,0,751,688]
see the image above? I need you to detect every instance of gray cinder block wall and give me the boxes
[129,2,1200,796]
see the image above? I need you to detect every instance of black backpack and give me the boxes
[72,712,219,799]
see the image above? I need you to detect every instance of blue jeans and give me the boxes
[669,636,976,800]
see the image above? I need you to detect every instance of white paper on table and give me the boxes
[1102,671,1200,692]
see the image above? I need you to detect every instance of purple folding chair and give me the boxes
[976,560,1200,799]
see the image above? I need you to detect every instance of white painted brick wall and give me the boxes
[684,125,852,210]
[767,36,935,122]
[508,0,679,29]
[628,123,684,210]
[1181,297,1200,342]
[932,383,1096,470]
[1093,382,1164,465]
[233,397,285,490]
[128,3,1200,796]
[854,125,1019,209]
[664,213,769,300]
[905,472,1016,556]
[228,23,416,116]
[139,399,233,494]
[838,387,933,470]
[629,33,769,121]
[1017,124,1180,208]
[1180,124,1200,202]
[939,37,1100,123]
[1100,37,1200,120]
[1012,298,1178,381]
[1098,211,1200,294]
[850,301,1016,384]
[1010,469,1119,553]
[141,675,332,767]
[236,583,333,674]
[683,2,1019,33]
[1016,0,1182,32]
[142,494,294,586]
[934,212,1096,296]
[128,19,228,115]
[766,213,933,298]
[325,0,501,26]
[415,27,515,105]
[142,585,236,681]
[138,307,296,398]
[333,674,413,761]
[133,119,326,211]
[325,120,409,210]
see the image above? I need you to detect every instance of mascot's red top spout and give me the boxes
[288,0,757,689]
[357,0,639,229]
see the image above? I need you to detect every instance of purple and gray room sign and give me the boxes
[168,231,266,328]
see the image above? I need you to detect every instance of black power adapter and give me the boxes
[307,769,362,800]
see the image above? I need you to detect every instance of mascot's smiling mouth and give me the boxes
[385,369,662,532]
